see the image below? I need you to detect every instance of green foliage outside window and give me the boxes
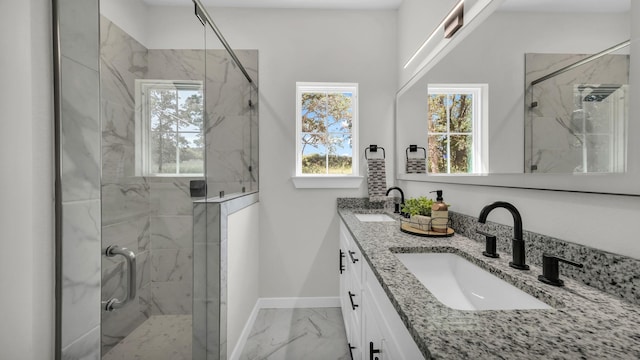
[300,91,353,174]
[428,92,473,174]
[149,87,204,174]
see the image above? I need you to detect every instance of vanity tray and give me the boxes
[400,218,454,237]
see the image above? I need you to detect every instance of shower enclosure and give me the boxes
[524,42,629,174]
[53,0,258,358]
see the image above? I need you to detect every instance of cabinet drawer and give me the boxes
[346,309,362,360]
[340,222,362,282]
[344,280,362,324]
[363,263,424,360]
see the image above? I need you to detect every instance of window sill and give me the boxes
[291,176,364,189]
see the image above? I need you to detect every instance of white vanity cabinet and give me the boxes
[339,221,363,358]
[339,221,424,360]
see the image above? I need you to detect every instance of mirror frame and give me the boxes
[395,0,640,196]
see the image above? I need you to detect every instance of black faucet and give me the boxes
[385,187,405,214]
[477,201,529,270]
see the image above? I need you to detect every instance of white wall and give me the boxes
[397,0,458,85]
[219,8,397,298]
[0,0,54,359]
[398,4,640,260]
[227,203,259,355]
[100,0,150,46]
[145,7,397,297]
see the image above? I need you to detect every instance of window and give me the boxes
[136,80,204,176]
[427,84,487,174]
[295,82,359,176]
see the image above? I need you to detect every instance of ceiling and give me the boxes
[142,0,403,9]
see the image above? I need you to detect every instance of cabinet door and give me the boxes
[340,222,362,283]
[339,246,350,317]
[363,262,425,360]
[346,309,362,360]
[363,290,385,360]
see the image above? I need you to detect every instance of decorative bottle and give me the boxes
[430,190,448,233]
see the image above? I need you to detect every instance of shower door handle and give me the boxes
[103,245,137,312]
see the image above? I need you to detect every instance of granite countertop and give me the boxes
[338,208,640,359]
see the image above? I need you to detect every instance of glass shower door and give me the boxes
[99,5,206,358]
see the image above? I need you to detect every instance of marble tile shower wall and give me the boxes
[192,202,220,359]
[451,211,640,305]
[59,0,101,358]
[146,47,259,197]
[100,16,147,183]
[204,50,259,196]
[100,17,152,355]
[147,178,195,316]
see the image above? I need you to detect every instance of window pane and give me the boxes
[179,132,204,174]
[301,92,327,133]
[449,134,473,173]
[326,92,353,133]
[150,89,178,131]
[449,93,473,133]
[428,134,447,173]
[150,132,177,174]
[301,135,327,174]
[328,154,352,174]
[178,90,203,132]
[328,133,352,174]
[428,94,447,133]
[301,132,326,155]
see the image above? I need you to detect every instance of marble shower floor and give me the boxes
[239,307,350,360]
[102,315,192,360]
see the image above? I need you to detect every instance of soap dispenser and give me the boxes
[430,190,449,233]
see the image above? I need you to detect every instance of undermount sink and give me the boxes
[395,252,551,311]
[354,213,396,222]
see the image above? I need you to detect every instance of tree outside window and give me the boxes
[140,81,204,176]
[427,86,483,174]
[297,83,358,176]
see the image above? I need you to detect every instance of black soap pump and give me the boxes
[430,190,449,233]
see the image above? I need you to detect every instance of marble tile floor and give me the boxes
[102,315,191,360]
[239,307,350,360]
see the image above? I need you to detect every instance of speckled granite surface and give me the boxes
[337,206,640,359]
[450,211,640,306]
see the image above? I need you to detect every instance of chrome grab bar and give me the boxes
[103,245,137,312]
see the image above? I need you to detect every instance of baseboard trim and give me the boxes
[228,296,341,360]
[229,300,261,360]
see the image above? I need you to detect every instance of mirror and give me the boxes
[396,0,640,195]
[525,44,629,174]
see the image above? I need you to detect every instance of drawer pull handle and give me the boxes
[348,343,356,360]
[348,291,359,310]
[349,250,359,263]
[339,249,346,274]
[370,341,381,360]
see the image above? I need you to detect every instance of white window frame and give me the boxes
[293,82,363,188]
[135,79,204,177]
[427,84,488,175]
